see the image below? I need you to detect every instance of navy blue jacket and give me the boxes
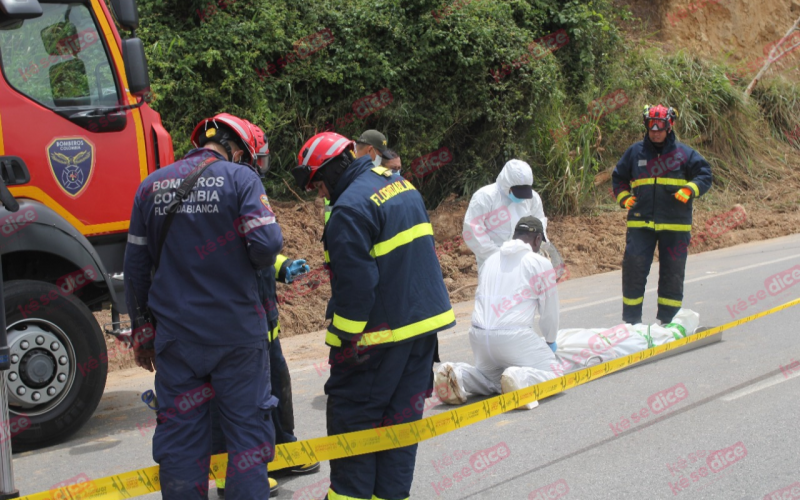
[124,148,283,345]
[612,132,712,231]
[323,155,455,348]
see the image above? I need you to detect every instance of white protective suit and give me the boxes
[463,159,548,272]
[436,239,560,408]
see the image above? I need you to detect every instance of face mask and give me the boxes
[373,155,382,167]
[508,193,524,204]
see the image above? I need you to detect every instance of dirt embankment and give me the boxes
[100,191,800,374]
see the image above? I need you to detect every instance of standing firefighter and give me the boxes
[124,113,281,499]
[293,132,455,500]
[612,104,712,325]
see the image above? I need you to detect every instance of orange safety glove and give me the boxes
[674,187,692,203]
[621,195,636,210]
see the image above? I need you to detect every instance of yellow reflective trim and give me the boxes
[657,177,689,186]
[324,251,330,263]
[327,488,371,500]
[627,221,655,229]
[268,321,280,342]
[623,296,644,306]
[371,166,393,177]
[274,254,288,279]
[332,313,368,334]
[631,178,655,188]
[616,190,631,203]
[655,223,692,232]
[369,223,434,258]
[324,198,331,224]
[686,181,700,197]
[658,297,682,308]
[327,309,456,347]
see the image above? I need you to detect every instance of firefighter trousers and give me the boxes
[325,334,437,500]
[622,228,690,325]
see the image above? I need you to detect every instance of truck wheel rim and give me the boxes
[4,319,77,416]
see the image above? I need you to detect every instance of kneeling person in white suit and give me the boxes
[435,216,560,409]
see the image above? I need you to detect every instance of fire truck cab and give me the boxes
[0,0,172,446]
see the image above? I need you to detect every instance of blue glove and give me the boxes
[286,259,310,283]
[548,342,557,353]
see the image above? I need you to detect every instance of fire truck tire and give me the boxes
[4,280,107,448]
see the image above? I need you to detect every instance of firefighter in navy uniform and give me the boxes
[125,113,281,499]
[612,104,712,325]
[293,132,455,500]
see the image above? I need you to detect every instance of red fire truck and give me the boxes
[0,0,172,446]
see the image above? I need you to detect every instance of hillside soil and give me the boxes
[97,0,800,372]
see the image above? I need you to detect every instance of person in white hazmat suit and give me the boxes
[436,216,560,410]
[463,159,562,274]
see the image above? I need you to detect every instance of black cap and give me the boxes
[356,130,397,159]
[515,216,547,241]
[510,185,533,199]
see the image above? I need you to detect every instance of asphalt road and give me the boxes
[9,233,800,499]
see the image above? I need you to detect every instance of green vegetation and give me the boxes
[136,0,800,214]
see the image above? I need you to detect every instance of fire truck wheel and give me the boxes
[4,280,107,448]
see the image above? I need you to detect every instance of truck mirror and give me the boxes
[0,0,42,19]
[121,37,150,97]
[110,0,139,31]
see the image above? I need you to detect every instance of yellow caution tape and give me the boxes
[18,296,800,499]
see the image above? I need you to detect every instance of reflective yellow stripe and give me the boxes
[268,321,280,342]
[655,223,692,231]
[616,190,631,203]
[370,223,434,258]
[371,166,392,177]
[215,478,225,489]
[324,198,331,225]
[332,313,368,334]
[623,296,644,306]
[274,254,288,279]
[657,177,689,186]
[327,488,371,500]
[627,221,692,231]
[630,177,689,188]
[326,309,455,347]
[686,181,700,197]
[324,250,330,264]
[658,297,682,308]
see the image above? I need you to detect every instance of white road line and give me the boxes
[561,253,800,313]
[720,367,800,401]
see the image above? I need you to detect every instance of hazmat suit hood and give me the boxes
[462,159,548,272]
[496,159,534,198]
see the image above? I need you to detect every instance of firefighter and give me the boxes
[292,132,455,500]
[210,139,319,497]
[612,104,712,325]
[125,113,280,499]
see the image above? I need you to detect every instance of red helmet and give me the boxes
[293,132,354,190]
[643,104,677,132]
[190,113,270,174]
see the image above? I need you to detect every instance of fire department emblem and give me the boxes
[46,137,95,198]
